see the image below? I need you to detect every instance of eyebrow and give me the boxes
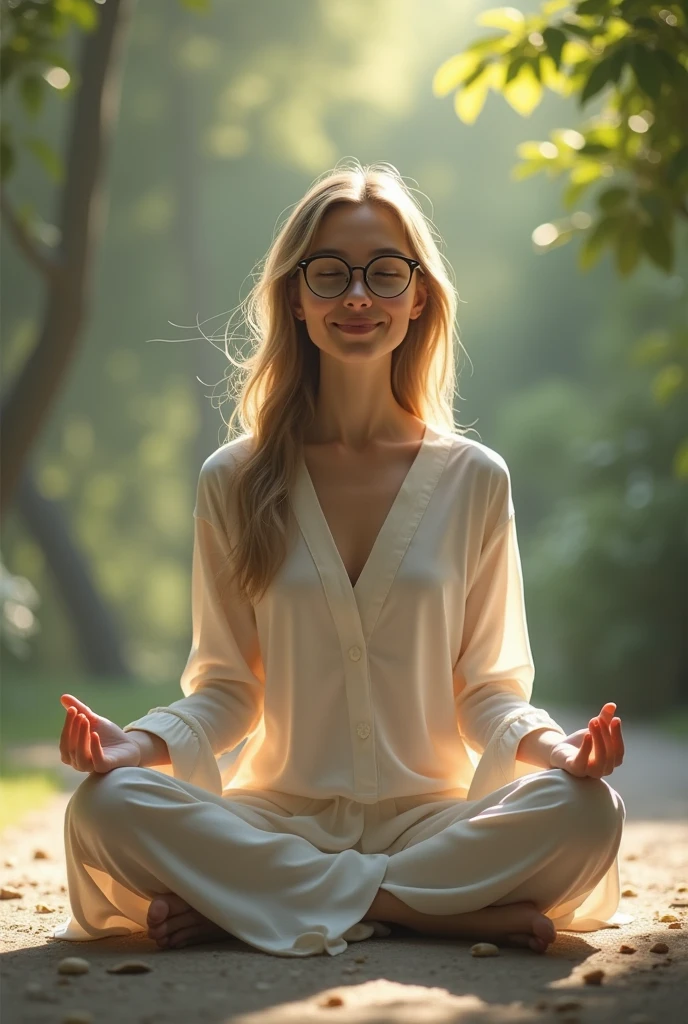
[308,247,409,259]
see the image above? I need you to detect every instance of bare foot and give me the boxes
[443,900,558,954]
[146,893,231,950]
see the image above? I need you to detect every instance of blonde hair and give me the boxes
[213,158,470,606]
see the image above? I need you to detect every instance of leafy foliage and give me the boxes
[0,0,99,182]
[434,1,688,275]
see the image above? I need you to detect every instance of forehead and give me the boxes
[308,201,408,256]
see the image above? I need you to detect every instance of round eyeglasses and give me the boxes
[295,254,421,299]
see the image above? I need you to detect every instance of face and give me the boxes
[288,201,428,363]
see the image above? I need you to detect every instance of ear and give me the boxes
[409,273,428,321]
[287,275,305,321]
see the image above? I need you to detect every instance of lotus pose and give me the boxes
[54,160,628,960]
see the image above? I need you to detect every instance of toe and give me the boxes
[147,898,170,927]
[147,892,192,929]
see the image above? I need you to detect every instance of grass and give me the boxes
[0,767,63,833]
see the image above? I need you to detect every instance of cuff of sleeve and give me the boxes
[122,707,223,796]
[467,707,567,802]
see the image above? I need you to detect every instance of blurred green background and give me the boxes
[1,0,686,830]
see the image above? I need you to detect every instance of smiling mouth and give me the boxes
[333,322,382,332]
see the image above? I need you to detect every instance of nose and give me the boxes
[344,268,373,303]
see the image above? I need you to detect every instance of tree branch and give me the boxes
[0,187,61,283]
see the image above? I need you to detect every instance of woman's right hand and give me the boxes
[59,694,142,774]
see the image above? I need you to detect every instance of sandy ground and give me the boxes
[2,706,687,1024]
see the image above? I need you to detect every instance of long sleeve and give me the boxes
[123,461,265,795]
[454,465,566,800]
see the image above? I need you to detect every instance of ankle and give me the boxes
[361,887,419,928]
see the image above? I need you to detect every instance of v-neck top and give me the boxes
[123,424,567,803]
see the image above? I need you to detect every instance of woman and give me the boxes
[53,160,630,958]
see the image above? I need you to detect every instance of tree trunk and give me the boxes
[15,466,131,676]
[1,0,136,511]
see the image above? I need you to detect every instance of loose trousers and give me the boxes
[52,766,626,958]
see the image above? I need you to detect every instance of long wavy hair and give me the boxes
[215,158,471,606]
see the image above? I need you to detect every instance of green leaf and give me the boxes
[640,222,674,272]
[454,74,491,125]
[578,215,618,270]
[563,178,596,207]
[628,44,663,101]
[542,26,566,67]
[465,31,516,53]
[614,218,640,276]
[19,74,44,116]
[598,186,629,212]
[24,137,63,182]
[577,0,611,14]
[59,0,98,32]
[476,7,525,32]
[580,55,620,105]
[503,61,542,116]
[433,51,483,97]
[505,55,529,85]
[580,142,611,155]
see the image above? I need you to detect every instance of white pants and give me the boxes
[52,766,626,957]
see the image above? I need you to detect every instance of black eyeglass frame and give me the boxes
[295,254,422,298]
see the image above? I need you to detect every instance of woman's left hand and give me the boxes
[549,702,625,778]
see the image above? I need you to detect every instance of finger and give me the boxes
[59,706,77,762]
[576,732,593,768]
[71,714,87,771]
[589,720,610,774]
[593,716,613,771]
[611,717,625,765]
[90,730,105,772]
[67,706,82,763]
[74,714,93,772]
[62,694,95,722]
[588,720,605,776]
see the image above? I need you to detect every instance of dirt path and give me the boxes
[2,708,686,1024]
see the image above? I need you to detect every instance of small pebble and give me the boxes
[35,903,56,913]
[0,887,22,899]
[33,848,50,859]
[619,944,636,954]
[319,995,344,1007]
[58,958,90,975]
[649,942,669,954]
[106,960,152,974]
[622,888,638,897]
[658,914,678,922]
[668,922,682,929]
[470,942,500,957]
[582,968,605,985]
[24,982,58,1003]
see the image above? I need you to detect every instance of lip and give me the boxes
[333,321,383,334]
